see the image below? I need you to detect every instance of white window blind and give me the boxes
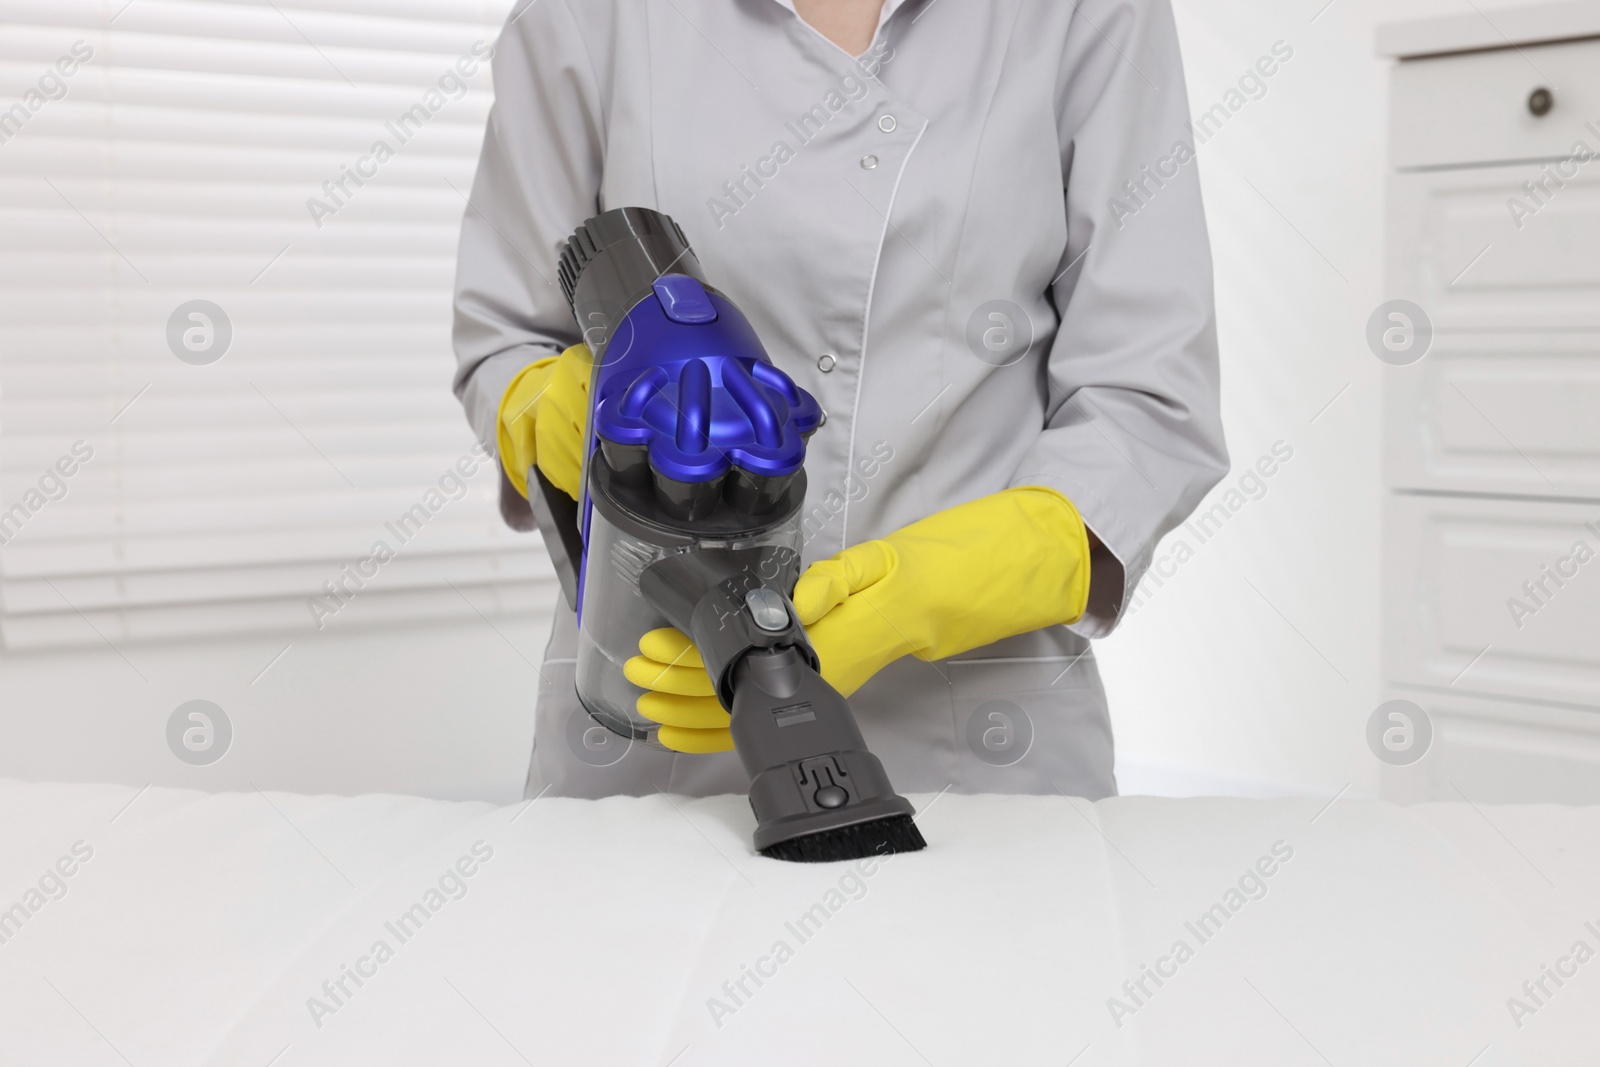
[0,0,554,650]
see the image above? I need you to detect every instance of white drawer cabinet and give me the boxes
[1378,689,1600,804]
[1380,5,1600,802]
[1384,493,1600,708]
[1384,332,1600,497]
[1386,165,1600,331]
[1389,36,1600,169]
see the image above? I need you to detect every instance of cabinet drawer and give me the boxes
[1390,36,1600,169]
[1384,494,1600,708]
[1378,688,1600,804]
[1386,165,1600,330]
[1385,332,1600,497]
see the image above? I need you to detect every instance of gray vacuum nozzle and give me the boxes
[639,550,927,863]
[734,647,926,861]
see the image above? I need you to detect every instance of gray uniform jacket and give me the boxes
[452,0,1227,801]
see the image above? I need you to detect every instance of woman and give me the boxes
[452,0,1226,800]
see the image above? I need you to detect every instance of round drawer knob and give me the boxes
[1528,87,1554,117]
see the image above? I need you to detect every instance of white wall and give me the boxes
[1101,0,1552,799]
[0,613,549,804]
[0,1,543,805]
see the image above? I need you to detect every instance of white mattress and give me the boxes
[0,779,1594,1065]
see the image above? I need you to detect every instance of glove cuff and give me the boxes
[495,356,560,498]
[886,485,1091,663]
[1011,485,1092,625]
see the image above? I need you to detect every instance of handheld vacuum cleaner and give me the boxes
[528,206,926,863]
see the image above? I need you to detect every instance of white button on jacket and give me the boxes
[452,0,1228,800]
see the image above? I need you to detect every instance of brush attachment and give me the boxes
[758,813,927,863]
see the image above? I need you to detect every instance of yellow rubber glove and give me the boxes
[623,486,1092,753]
[496,343,593,501]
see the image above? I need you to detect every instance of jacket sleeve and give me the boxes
[1008,0,1228,638]
[451,0,605,514]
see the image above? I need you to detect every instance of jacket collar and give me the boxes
[762,0,918,53]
